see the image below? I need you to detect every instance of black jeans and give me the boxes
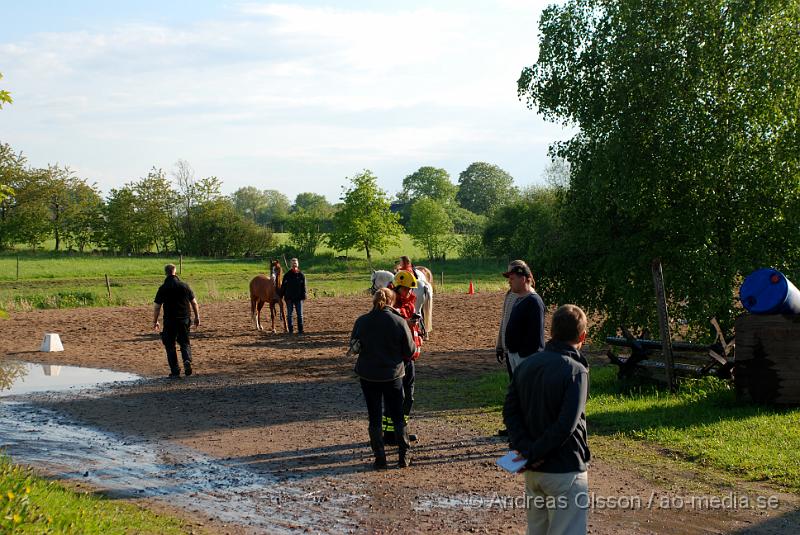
[361,378,409,456]
[383,361,415,439]
[161,319,192,375]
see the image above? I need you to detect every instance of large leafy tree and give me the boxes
[62,180,104,252]
[329,170,403,265]
[171,159,221,240]
[398,166,457,205]
[407,198,455,262]
[103,187,151,253]
[42,166,103,252]
[258,190,291,231]
[455,162,518,215]
[3,169,50,249]
[398,166,458,226]
[182,198,275,257]
[288,192,332,256]
[288,208,326,257]
[0,143,26,249]
[0,146,102,251]
[43,165,73,252]
[132,168,180,253]
[519,0,800,336]
[483,187,561,276]
[231,186,267,222]
[293,192,331,214]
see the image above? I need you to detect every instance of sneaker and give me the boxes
[168,373,181,379]
[398,452,411,468]
[373,457,388,470]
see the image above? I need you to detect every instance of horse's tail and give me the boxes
[416,266,434,289]
[423,286,433,335]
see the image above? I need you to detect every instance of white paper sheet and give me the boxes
[496,450,527,473]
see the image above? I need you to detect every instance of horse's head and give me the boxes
[370,270,394,295]
[369,271,378,295]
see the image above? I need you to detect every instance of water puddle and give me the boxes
[0,362,140,397]
[0,363,363,533]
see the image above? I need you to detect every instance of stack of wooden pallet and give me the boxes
[734,314,800,404]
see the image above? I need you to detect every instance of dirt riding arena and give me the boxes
[1,292,798,534]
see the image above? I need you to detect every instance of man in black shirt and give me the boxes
[153,264,200,378]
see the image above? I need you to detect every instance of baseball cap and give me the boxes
[503,260,532,278]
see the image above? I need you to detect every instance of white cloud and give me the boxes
[0,2,568,198]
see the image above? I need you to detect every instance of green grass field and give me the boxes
[0,234,508,311]
[0,456,193,534]
[419,366,800,492]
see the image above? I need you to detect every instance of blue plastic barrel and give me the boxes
[739,268,800,314]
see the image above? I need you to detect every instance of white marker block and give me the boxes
[40,333,64,352]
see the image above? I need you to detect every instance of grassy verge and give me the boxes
[0,250,509,312]
[0,456,192,534]
[418,365,800,493]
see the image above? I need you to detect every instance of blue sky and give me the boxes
[0,1,570,202]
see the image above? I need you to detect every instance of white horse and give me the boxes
[370,269,434,339]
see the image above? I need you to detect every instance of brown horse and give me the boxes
[249,260,287,333]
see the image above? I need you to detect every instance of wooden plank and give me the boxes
[652,259,676,392]
[618,358,701,373]
[606,337,714,352]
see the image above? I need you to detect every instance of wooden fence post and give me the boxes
[105,274,112,303]
[179,254,183,275]
[651,258,676,392]
[16,254,19,280]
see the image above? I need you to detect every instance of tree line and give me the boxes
[0,140,523,260]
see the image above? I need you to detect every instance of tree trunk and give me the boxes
[364,241,372,269]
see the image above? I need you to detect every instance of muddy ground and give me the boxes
[1,291,799,534]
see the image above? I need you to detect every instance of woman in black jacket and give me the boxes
[351,288,417,469]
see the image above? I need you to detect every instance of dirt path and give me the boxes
[1,292,798,534]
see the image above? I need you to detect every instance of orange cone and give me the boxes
[468,280,475,294]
